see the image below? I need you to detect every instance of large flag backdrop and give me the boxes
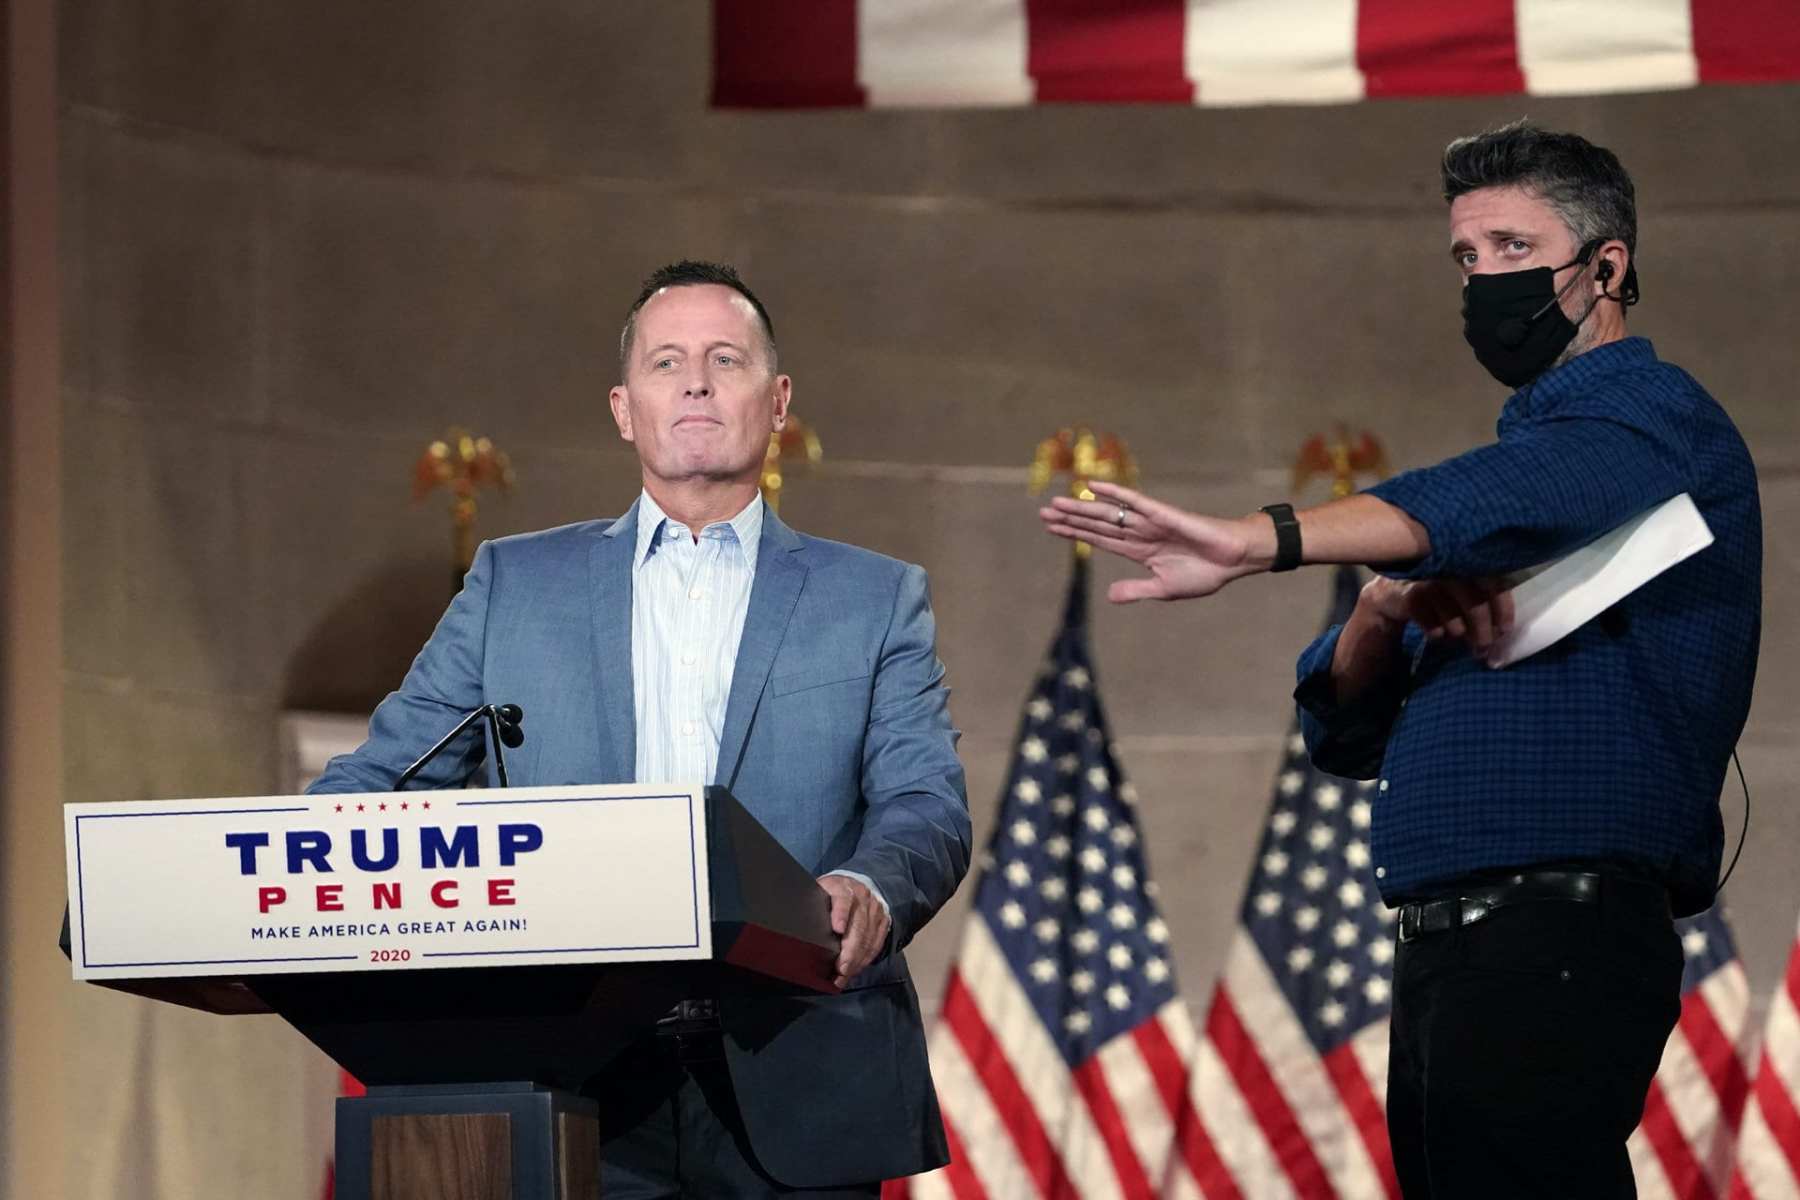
[905,563,1765,1198]
[713,0,1800,109]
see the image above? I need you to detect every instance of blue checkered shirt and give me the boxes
[1295,338,1761,916]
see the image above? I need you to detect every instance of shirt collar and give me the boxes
[1502,336,1657,425]
[633,489,765,573]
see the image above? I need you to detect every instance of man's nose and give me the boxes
[683,374,712,399]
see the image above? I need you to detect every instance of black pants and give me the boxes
[1387,879,1683,1199]
[592,1033,882,1199]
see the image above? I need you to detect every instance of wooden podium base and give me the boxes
[335,1083,599,1200]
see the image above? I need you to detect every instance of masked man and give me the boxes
[1040,123,1761,1198]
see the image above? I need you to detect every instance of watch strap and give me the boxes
[1259,503,1303,573]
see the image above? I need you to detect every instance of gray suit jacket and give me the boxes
[309,501,971,1185]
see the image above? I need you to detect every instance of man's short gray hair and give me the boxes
[1441,120,1638,260]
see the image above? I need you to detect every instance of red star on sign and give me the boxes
[422,801,432,810]
[378,802,388,812]
[356,803,366,813]
[334,804,343,813]
[400,802,409,811]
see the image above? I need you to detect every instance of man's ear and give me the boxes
[1595,241,1629,297]
[770,374,793,431]
[608,384,635,443]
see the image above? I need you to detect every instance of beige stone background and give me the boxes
[5,3,1799,1197]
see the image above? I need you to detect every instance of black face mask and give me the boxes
[1462,239,1603,389]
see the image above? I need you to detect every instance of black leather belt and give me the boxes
[1396,869,1664,944]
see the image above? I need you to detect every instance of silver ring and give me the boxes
[1114,506,1129,528]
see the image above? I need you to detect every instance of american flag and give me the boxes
[1187,564,1400,1197]
[1727,918,1800,1198]
[1634,905,1755,1199]
[894,558,1210,1198]
[713,0,1800,110]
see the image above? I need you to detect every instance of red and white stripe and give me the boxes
[1630,961,1754,1200]
[1727,925,1800,1199]
[859,0,1033,107]
[1191,933,1396,1200]
[898,917,1224,1199]
[713,0,1800,108]
[901,924,1398,1197]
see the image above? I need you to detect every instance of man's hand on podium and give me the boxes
[817,874,890,989]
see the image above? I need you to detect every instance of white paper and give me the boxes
[1487,493,1713,668]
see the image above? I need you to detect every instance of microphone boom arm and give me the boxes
[392,703,525,791]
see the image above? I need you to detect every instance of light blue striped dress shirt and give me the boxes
[630,489,762,789]
[628,490,885,909]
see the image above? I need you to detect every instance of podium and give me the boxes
[63,784,840,1200]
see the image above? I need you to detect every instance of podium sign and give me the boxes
[65,784,713,980]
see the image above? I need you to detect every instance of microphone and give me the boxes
[393,702,527,790]
[493,703,525,749]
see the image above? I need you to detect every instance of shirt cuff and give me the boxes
[1293,624,1350,722]
[1291,623,1410,779]
[824,869,891,919]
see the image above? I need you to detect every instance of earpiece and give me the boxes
[1596,260,1615,284]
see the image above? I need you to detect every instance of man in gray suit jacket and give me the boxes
[309,261,972,1196]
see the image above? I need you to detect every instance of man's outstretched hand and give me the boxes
[1039,480,1264,602]
[817,874,890,989]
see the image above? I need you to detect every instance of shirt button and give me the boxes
[1375,867,1387,879]
[681,652,697,666]
[688,587,703,600]
[1378,779,1389,792]
[681,721,697,737]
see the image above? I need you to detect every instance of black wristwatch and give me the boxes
[1259,503,1303,573]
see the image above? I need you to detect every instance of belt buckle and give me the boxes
[655,997,722,1058]
[656,998,718,1030]
[676,998,717,1024]
[1398,897,1463,943]
[1398,904,1421,943]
